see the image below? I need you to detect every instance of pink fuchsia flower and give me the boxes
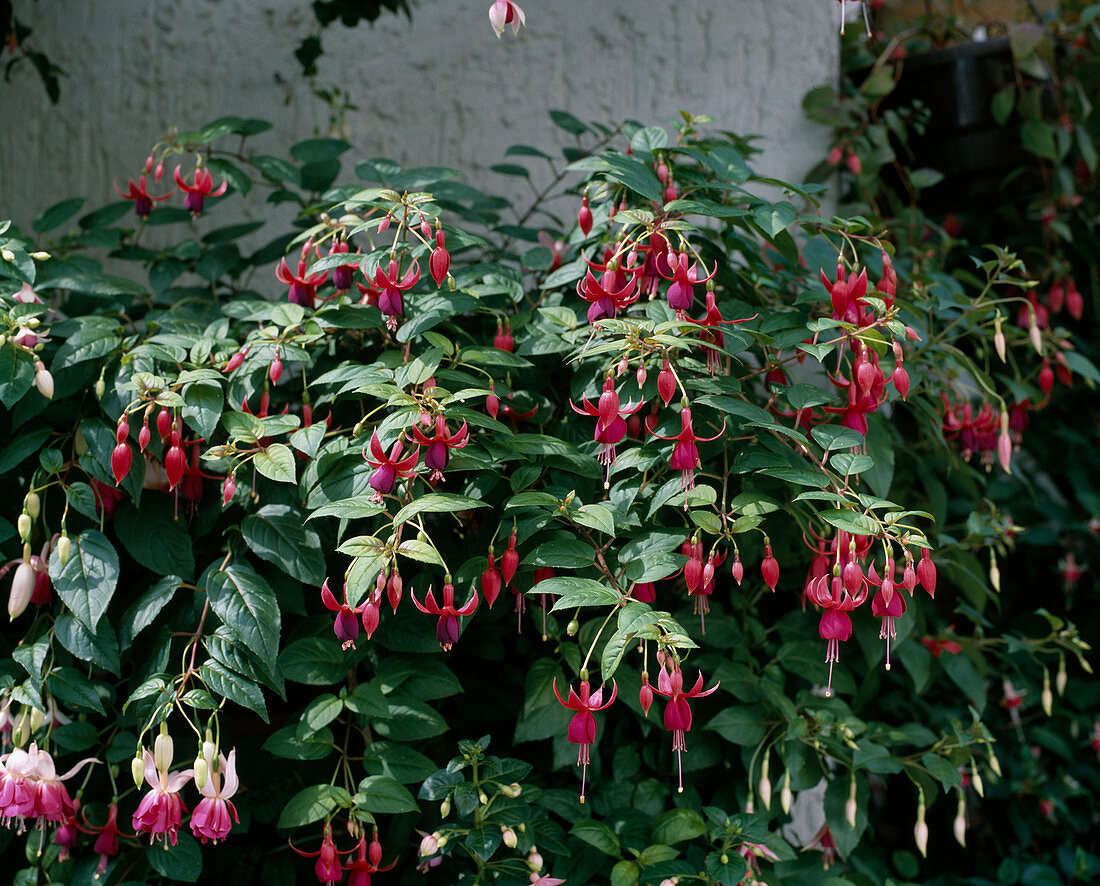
[363,430,418,499]
[553,678,617,803]
[570,377,644,483]
[411,579,479,650]
[173,166,227,217]
[290,823,347,885]
[871,584,906,671]
[132,749,193,845]
[651,663,719,793]
[372,257,421,330]
[410,415,469,481]
[54,810,79,860]
[658,252,716,318]
[32,744,96,822]
[689,291,756,375]
[343,831,396,886]
[327,238,360,292]
[807,568,867,696]
[488,0,525,37]
[276,242,328,309]
[189,748,239,843]
[115,175,171,218]
[653,407,724,500]
[0,745,38,822]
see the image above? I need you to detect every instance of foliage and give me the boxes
[0,94,1093,886]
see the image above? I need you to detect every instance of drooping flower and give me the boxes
[0,745,38,822]
[115,175,171,218]
[653,407,724,500]
[650,663,718,793]
[327,238,360,292]
[189,748,240,843]
[689,291,756,375]
[131,749,193,845]
[807,568,867,696]
[805,822,837,869]
[481,552,502,609]
[871,585,906,671]
[320,579,366,649]
[372,257,421,330]
[344,830,396,886]
[83,802,129,876]
[488,0,526,37]
[290,823,346,885]
[410,416,469,482]
[411,579,479,650]
[429,230,450,287]
[570,377,644,483]
[576,254,641,322]
[363,430,419,499]
[173,166,227,217]
[658,252,716,318]
[553,678,616,802]
[32,744,96,822]
[276,241,328,308]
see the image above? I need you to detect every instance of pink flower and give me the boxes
[291,823,346,885]
[658,252,716,318]
[371,257,421,330]
[32,744,96,822]
[553,678,616,802]
[410,415,469,481]
[0,746,38,822]
[173,166,228,217]
[276,242,327,308]
[411,580,479,650]
[114,175,171,218]
[343,831,396,886]
[85,802,129,875]
[189,748,240,843]
[570,377,643,483]
[651,664,718,792]
[488,0,525,37]
[653,407,724,500]
[363,430,418,499]
[807,569,867,697]
[321,578,367,649]
[132,749,193,845]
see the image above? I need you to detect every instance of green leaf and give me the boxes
[182,382,224,439]
[32,197,85,233]
[464,827,502,862]
[751,201,797,237]
[549,109,588,135]
[51,317,121,369]
[528,536,595,569]
[264,725,334,761]
[242,504,325,584]
[392,493,489,525]
[0,346,36,408]
[534,577,622,611]
[119,575,180,649]
[53,613,120,674]
[204,563,281,672]
[372,698,447,741]
[302,694,344,732]
[651,808,706,844]
[363,741,438,783]
[573,503,615,536]
[308,498,386,521]
[344,682,391,718]
[279,637,348,684]
[290,138,351,163]
[114,499,195,580]
[356,775,420,814]
[198,660,269,721]
[706,705,767,745]
[253,444,296,483]
[48,529,119,631]
[921,752,963,793]
[571,819,621,855]
[819,509,879,537]
[0,427,50,475]
[47,667,105,715]
[706,850,749,886]
[278,784,343,829]
[147,831,202,881]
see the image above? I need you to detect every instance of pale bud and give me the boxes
[972,766,984,797]
[56,535,71,566]
[440,797,451,818]
[846,776,858,828]
[501,782,522,798]
[193,754,209,791]
[24,492,40,519]
[131,754,146,788]
[8,560,35,620]
[203,736,217,762]
[478,789,488,805]
[154,728,174,772]
[780,771,792,815]
[418,832,439,857]
[745,796,754,814]
[1056,658,1067,696]
[95,377,106,399]
[1,249,15,262]
[1041,670,1053,717]
[17,513,31,542]
[527,850,543,872]
[914,796,928,857]
[501,826,517,848]
[30,251,51,261]
[993,315,1006,363]
[34,361,53,399]
[954,792,966,847]
[757,753,771,810]
[436,834,448,848]
[1029,319,1043,354]
[989,752,1002,778]
[989,549,1000,592]
[29,706,46,731]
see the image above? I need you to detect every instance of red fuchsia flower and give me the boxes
[493,319,514,352]
[321,579,366,649]
[871,582,906,671]
[1059,552,1084,591]
[761,543,779,592]
[277,242,327,309]
[291,823,346,885]
[659,252,716,318]
[538,231,567,269]
[576,264,640,323]
[571,376,644,483]
[327,239,360,293]
[115,175,171,218]
[632,581,656,603]
[553,677,617,802]
[386,569,403,613]
[807,565,868,696]
[344,831,396,886]
[112,416,133,485]
[372,257,421,330]
[410,415,469,482]
[132,749,193,846]
[429,230,450,287]
[190,748,239,843]
[917,547,937,597]
[805,822,837,869]
[173,166,227,217]
[921,633,962,657]
[820,259,869,325]
[83,802,130,876]
[411,579,479,650]
[54,810,79,860]
[481,551,503,608]
[32,744,96,822]
[488,0,526,37]
[731,553,744,586]
[651,662,719,793]
[577,194,593,236]
[165,425,186,491]
[657,354,676,406]
[363,430,418,499]
[653,407,724,501]
[689,292,756,375]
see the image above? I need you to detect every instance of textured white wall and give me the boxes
[0,0,836,231]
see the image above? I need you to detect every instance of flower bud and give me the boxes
[30,251,50,261]
[193,754,209,791]
[418,832,439,857]
[993,315,1006,362]
[24,492,40,520]
[758,753,771,810]
[56,535,71,565]
[988,549,1000,593]
[131,754,146,788]
[154,727,174,772]
[989,752,1002,778]
[29,706,45,732]
[1056,658,1067,696]
[95,377,106,399]
[501,826,517,848]
[914,818,929,857]
[34,361,53,399]
[971,765,984,797]
[440,797,451,818]
[954,792,966,847]
[17,512,31,542]
[501,782,522,798]
[1041,670,1053,717]
[1,248,15,262]
[8,559,35,620]
[527,850,543,872]
[478,789,488,805]
[780,770,792,815]
[566,618,579,636]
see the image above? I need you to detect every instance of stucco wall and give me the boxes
[0,0,837,231]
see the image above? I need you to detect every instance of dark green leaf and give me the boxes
[204,563,281,672]
[242,504,325,584]
[114,499,195,580]
[48,530,119,630]
[355,775,420,814]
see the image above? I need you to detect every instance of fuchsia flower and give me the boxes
[344,831,396,886]
[291,823,346,885]
[659,252,716,317]
[32,744,96,822]
[0,745,38,821]
[653,407,724,499]
[488,0,526,37]
[363,430,419,499]
[173,166,227,217]
[807,567,869,697]
[410,416,469,481]
[576,253,641,322]
[689,291,756,375]
[84,802,129,875]
[571,377,644,483]
[321,579,366,649]
[115,175,171,218]
[132,749,193,845]
[327,239,360,292]
[372,257,421,330]
[429,231,450,287]
[411,580,479,650]
[277,242,328,308]
[553,678,616,802]
[651,663,718,792]
[190,748,239,843]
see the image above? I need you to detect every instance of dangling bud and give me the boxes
[846,775,858,828]
[578,195,593,237]
[222,473,236,507]
[56,534,71,565]
[914,793,928,857]
[761,542,779,592]
[1041,669,1053,716]
[989,751,1002,778]
[1029,316,1043,354]
[953,791,966,847]
[193,753,209,791]
[440,797,451,818]
[993,314,1006,362]
[972,765,984,797]
[988,549,1000,593]
[8,559,35,620]
[33,360,53,399]
[758,752,772,810]
[131,753,146,788]
[997,409,1012,474]
[154,725,174,772]
[1056,657,1067,696]
[501,826,517,848]
[731,553,743,586]
[657,355,675,406]
[17,512,31,543]
[780,769,792,814]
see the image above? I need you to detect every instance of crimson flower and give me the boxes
[173,166,227,217]
[807,571,867,696]
[327,238,360,292]
[81,802,131,876]
[651,664,718,792]
[653,407,724,501]
[344,831,396,886]
[410,415,469,481]
[411,579,479,650]
[689,291,756,374]
[321,578,366,649]
[372,257,421,330]
[115,175,171,218]
[659,252,716,317]
[290,823,346,885]
[363,430,418,499]
[429,230,450,287]
[570,377,643,483]
[276,243,327,308]
[576,252,641,322]
[553,678,616,802]
[872,585,906,671]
